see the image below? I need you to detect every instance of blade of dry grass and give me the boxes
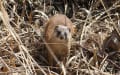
[0,0,47,75]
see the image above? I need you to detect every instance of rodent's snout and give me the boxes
[54,25,71,41]
[58,31,68,40]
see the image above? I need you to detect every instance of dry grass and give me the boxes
[0,0,120,75]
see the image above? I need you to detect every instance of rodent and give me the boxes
[45,14,74,66]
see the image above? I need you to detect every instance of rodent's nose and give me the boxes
[60,36,64,40]
[60,32,68,40]
[58,32,67,40]
[56,31,69,40]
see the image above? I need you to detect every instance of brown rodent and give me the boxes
[45,14,74,66]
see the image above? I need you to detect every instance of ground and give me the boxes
[0,0,120,75]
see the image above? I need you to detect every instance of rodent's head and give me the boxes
[53,25,71,41]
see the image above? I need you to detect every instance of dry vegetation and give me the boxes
[0,0,120,75]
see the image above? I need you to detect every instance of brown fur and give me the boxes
[45,14,74,66]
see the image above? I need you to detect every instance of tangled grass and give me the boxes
[0,0,120,75]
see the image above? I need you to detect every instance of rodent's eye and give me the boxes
[56,31,61,37]
[57,31,61,35]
